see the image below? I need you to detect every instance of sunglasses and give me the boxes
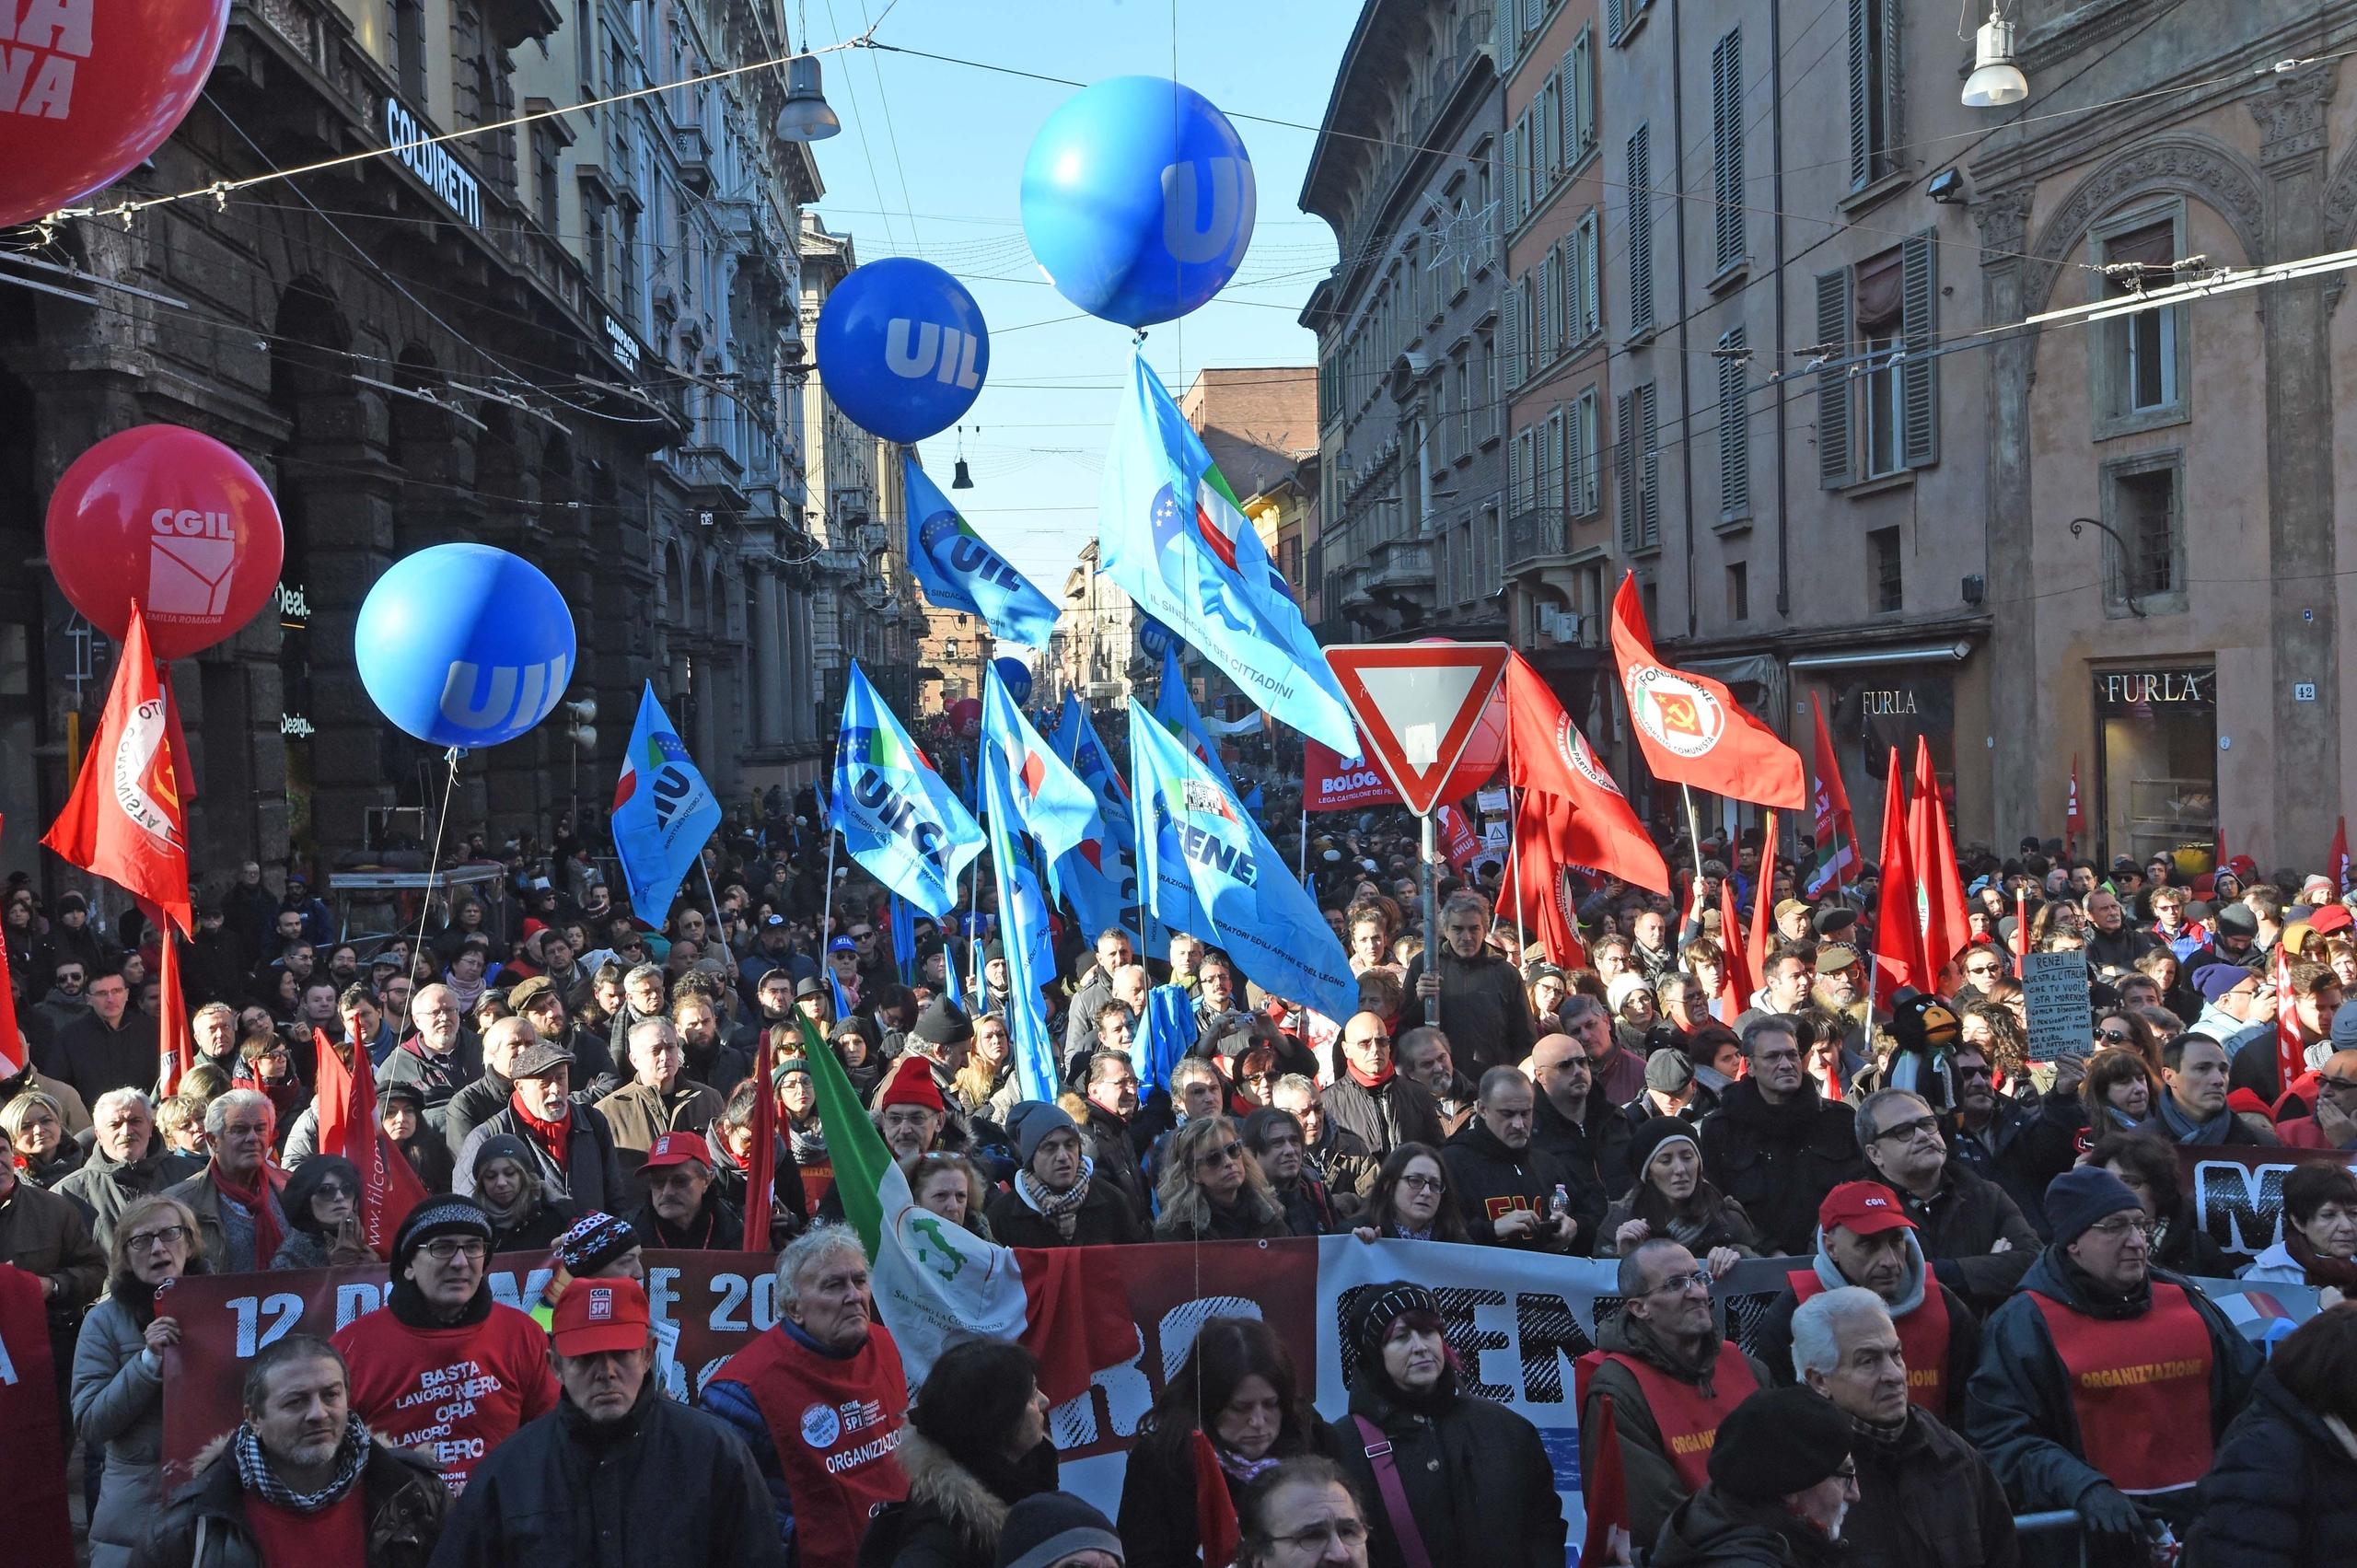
[2096,1028,2135,1045]
[1195,1140,1245,1169]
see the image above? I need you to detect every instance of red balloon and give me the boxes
[45,424,284,659]
[0,0,229,228]
[947,697,983,741]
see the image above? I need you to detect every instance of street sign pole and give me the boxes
[1420,811,1439,1024]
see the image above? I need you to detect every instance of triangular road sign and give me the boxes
[1326,643,1511,817]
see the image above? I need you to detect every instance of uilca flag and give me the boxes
[1052,693,1144,947]
[832,663,984,918]
[1099,353,1355,751]
[904,454,1061,647]
[1153,645,1239,796]
[610,682,721,920]
[1129,698,1355,1021]
[981,664,1093,1099]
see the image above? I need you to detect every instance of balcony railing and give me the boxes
[1366,540,1434,591]
[1504,505,1571,571]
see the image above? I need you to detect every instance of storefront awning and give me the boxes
[1787,640,1974,671]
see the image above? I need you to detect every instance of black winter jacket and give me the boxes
[429,1386,782,1568]
[2190,1366,2357,1568]
[1318,1074,1444,1162]
[1649,1485,1844,1566]
[136,1436,448,1568]
[1325,1379,1565,1568]
[1399,946,1534,1074]
[1839,1406,2020,1568]
[983,1179,1145,1248]
[1945,1090,2082,1238]
[1697,1081,1867,1256]
[1437,1117,1583,1249]
[858,1432,1057,1568]
[1876,1162,2041,1315]
[1531,1089,1633,1203]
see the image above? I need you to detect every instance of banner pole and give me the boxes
[1509,724,1529,964]
[819,824,838,955]
[1420,811,1440,1026]
[1297,794,1308,891]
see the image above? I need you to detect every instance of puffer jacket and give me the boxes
[1580,1304,1769,1551]
[1840,1405,2020,1568]
[1650,1485,1844,1566]
[1325,1376,1565,1568]
[858,1431,1058,1568]
[2191,1365,2357,1568]
[73,1287,172,1567]
[1697,1080,1867,1257]
[132,1433,449,1568]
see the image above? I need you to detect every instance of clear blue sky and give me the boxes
[802,0,1359,589]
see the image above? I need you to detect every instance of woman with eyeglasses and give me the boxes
[2239,1163,2357,1300]
[2085,1131,2231,1278]
[268,1154,379,1270]
[1956,943,2012,997]
[71,1194,203,1568]
[1155,1115,1290,1242]
[1325,1283,1566,1568]
[1349,1143,1469,1244]
[1120,1317,1322,1568]
[1596,1118,1757,1269]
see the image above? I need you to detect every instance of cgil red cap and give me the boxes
[640,1131,713,1174]
[1818,1180,1916,1237]
[551,1275,651,1356]
[878,1053,946,1113]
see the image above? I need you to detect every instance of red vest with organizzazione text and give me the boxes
[2030,1280,2216,1495]
[1596,1340,1761,1492]
[1788,1268,1955,1417]
[706,1320,909,1568]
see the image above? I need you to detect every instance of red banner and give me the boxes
[0,1265,74,1566]
[1305,738,1400,812]
[1435,802,1481,871]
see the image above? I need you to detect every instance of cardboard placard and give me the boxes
[2024,948,2095,1063]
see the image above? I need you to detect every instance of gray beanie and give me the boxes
[1006,1099,1077,1167]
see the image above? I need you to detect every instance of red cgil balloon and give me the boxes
[947,697,983,742]
[0,0,231,229]
[45,424,284,659]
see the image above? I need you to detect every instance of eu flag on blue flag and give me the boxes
[610,683,721,921]
[1128,699,1355,1021]
[1152,645,1238,797]
[979,666,1073,1100]
[1052,693,1144,947]
[905,455,1061,647]
[831,663,984,918]
[1099,353,1354,751]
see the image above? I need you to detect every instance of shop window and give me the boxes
[2100,453,2188,617]
[2090,203,2191,437]
[1868,527,1901,612]
[2095,668,2215,866]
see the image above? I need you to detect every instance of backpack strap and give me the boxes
[1351,1415,1437,1568]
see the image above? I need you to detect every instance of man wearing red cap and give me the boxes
[434,1275,783,1567]
[622,1131,744,1250]
[875,1054,948,1163]
[1751,1180,1980,1421]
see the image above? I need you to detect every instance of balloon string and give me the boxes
[408,748,464,987]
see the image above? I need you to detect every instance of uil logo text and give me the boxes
[438,656,569,734]
[885,319,982,388]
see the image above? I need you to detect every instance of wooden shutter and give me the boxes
[1581,391,1602,515]
[1496,0,1518,72]
[1816,267,1854,488]
[1503,276,1524,387]
[1569,29,1594,157]
[1616,390,1637,546]
[1581,212,1603,338]
[1711,29,1743,272]
[1509,427,1527,511]
[1717,327,1749,515]
[1845,0,1872,190]
[1504,124,1522,228]
[1607,0,1624,41]
[1627,125,1654,332]
[1638,383,1660,548]
[1901,228,1939,469]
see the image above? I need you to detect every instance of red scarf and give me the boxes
[1346,1060,1397,1090]
[510,1091,573,1171]
[210,1160,283,1268]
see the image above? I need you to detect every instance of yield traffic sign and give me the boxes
[1326,643,1511,816]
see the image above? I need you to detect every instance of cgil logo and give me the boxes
[884,319,982,388]
[151,507,235,539]
[0,0,91,120]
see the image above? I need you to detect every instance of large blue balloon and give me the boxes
[993,656,1033,707]
[1020,75,1257,328]
[814,258,990,444]
[355,543,576,749]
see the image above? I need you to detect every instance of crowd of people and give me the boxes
[6,784,2357,1567]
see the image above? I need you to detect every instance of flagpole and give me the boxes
[1297,793,1308,891]
[819,822,839,954]
[1509,723,1528,963]
[698,855,725,924]
[1679,784,1706,896]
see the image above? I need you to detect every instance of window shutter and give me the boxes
[1815,267,1854,488]
[1539,81,1557,179]
[1615,390,1637,546]
[1550,412,1568,511]
[1638,383,1660,548]
[1562,407,1582,517]
[1496,0,1517,73]
[1711,29,1743,272]
[1504,127,1523,228]
[1569,30,1594,157]
[1607,0,1624,42]
[1582,392,1602,515]
[1503,277,1523,388]
[1627,125,1655,332]
[1581,213,1603,339]
[1523,0,1542,36]
[1845,0,1872,190]
[1901,229,1939,469]
[1717,327,1749,516]
[1509,428,1527,511]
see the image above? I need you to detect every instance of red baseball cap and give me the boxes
[2306,904,2353,936]
[1818,1180,1915,1237]
[641,1131,714,1173]
[551,1275,651,1356]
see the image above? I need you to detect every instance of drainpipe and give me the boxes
[1669,0,1698,637]
[1771,0,1791,620]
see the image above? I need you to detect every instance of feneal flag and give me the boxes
[44,602,192,936]
[1130,699,1356,1022]
[905,455,1061,648]
[1100,352,1356,751]
[1154,645,1239,797]
[1871,750,1924,1005]
[1052,693,1143,947]
[0,817,22,1078]
[804,999,1132,1403]
[1905,738,1969,984]
[1608,573,1805,809]
[1502,652,1670,894]
[1804,693,1857,896]
[981,664,1097,1099]
[311,1028,428,1260]
[610,683,722,922]
[832,664,985,918]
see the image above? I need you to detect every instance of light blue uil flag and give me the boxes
[1128,698,1354,1021]
[831,663,984,918]
[610,683,722,921]
[1098,353,1355,751]
[905,454,1061,647]
[1052,693,1144,947]
[980,665,1083,1099]
[1152,645,1239,797]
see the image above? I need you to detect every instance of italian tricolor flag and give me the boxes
[806,1037,1131,1402]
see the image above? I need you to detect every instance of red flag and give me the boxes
[41,604,192,935]
[742,1062,778,1249]
[1746,809,1777,997]
[312,1028,428,1260]
[1190,1430,1242,1568]
[0,1267,75,1565]
[2276,944,2304,1101]
[1905,738,1969,987]
[1871,751,1923,1005]
[1718,876,1754,1018]
[1579,1388,1631,1568]
[2064,755,2084,858]
[1502,652,1670,893]
[1608,573,1805,809]
[1804,694,1857,894]
[154,923,192,1097]
[0,818,21,1081]
[2329,816,2350,896]
[1435,802,1480,871]
[1496,791,1590,970]
[2013,884,2028,958]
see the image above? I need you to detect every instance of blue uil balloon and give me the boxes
[993,656,1033,707]
[814,257,990,444]
[1020,75,1257,328]
[354,543,576,749]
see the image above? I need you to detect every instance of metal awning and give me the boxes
[1787,639,1974,671]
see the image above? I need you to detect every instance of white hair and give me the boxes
[203,1087,277,1140]
[1790,1284,1894,1382]
[775,1222,867,1307]
[91,1087,155,1123]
